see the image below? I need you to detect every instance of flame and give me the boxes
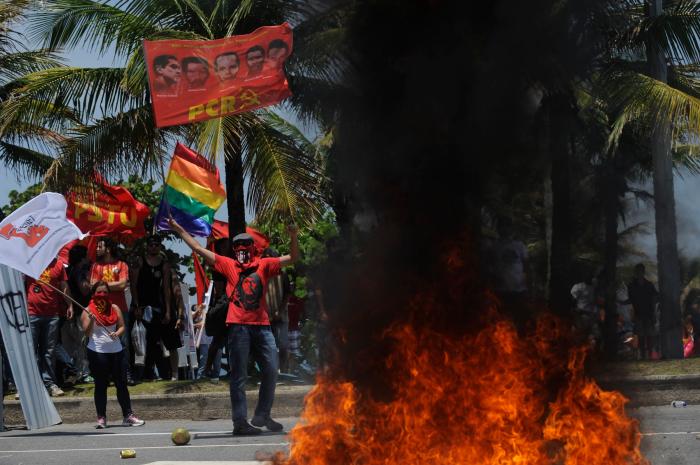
[277,313,647,465]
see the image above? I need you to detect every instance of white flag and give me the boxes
[0,193,86,279]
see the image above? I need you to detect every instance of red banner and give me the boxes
[144,23,293,128]
[67,177,150,239]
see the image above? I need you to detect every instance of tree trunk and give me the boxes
[602,162,620,360]
[224,144,246,238]
[548,95,572,316]
[648,0,683,359]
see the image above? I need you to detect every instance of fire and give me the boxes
[277,313,647,465]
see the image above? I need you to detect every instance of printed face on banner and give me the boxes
[144,23,293,127]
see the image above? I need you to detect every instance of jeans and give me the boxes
[87,348,132,418]
[196,343,222,379]
[29,315,60,388]
[227,324,278,424]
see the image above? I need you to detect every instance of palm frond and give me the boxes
[0,141,54,180]
[242,113,326,226]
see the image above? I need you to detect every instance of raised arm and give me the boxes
[279,224,299,267]
[167,218,216,265]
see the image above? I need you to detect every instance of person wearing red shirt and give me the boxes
[25,258,74,397]
[90,238,134,384]
[168,218,299,436]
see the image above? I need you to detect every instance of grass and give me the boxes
[4,378,230,400]
[593,357,700,378]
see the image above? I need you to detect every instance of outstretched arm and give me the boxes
[279,224,299,267]
[167,218,216,265]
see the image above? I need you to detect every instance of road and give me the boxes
[0,406,698,464]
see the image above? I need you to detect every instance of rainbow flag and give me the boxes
[155,143,226,237]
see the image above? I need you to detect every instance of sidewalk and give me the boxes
[3,383,313,426]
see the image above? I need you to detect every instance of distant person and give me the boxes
[130,236,172,381]
[25,259,74,397]
[488,217,529,328]
[90,238,134,384]
[628,263,658,359]
[245,46,265,78]
[82,281,145,428]
[168,218,299,436]
[214,52,240,82]
[152,55,181,95]
[570,271,602,349]
[182,56,210,90]
[263,248,292,373]
[265,39,290,70]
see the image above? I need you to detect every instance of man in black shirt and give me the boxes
[130,236,175,380]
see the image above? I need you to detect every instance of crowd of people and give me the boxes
[2,223,323,434]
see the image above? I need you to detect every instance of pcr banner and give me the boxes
[144,23,293,127]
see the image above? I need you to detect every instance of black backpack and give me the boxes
[204,295,228,338]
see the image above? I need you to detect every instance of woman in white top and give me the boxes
[81,281,144,429]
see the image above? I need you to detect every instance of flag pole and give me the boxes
[37,280,107,329]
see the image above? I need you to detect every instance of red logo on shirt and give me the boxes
[0,217,49,247]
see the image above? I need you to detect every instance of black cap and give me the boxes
[231,233,254,246]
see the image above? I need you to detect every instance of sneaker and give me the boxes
[122,414,145,427]
[251,415,283,432]
[50,385,64,397]
[13,393,19,400]
[81,375,94,384]
[126,377,137,386]
[96,416,106,429]
[233,421,262,436]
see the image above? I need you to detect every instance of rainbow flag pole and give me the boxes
[155,143,226,237]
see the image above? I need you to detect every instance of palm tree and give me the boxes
[0,0,65,182]
[593,0,700,358]
[0,0,345,235]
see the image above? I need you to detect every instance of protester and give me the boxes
[81,281,145,428]
[165,268,185,380]
[628,263,658,360]
[202,237,230,382]
[25,258,74,397]
[90,238,134,384]
[167,218,299,435]
[287,285,305,373]
[129,236,172,381]
[570,271,602,350]
[263,248,292,373]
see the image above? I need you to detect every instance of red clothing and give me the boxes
[213,254,281,325]
[26,260,68,317]
[90,260,129,313]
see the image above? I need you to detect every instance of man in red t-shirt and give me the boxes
[168,218,299,436]
[89,238,134,384]
[25,258,73,397]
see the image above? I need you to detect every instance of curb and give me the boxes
[4,384,313,426]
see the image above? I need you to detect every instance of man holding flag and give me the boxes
[167,217,299,435]
[25,259,74,397]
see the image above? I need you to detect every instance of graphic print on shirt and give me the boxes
[234,269,263,311]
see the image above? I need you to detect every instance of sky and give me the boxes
[1,19,316,287]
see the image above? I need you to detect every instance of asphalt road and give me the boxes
[1,406,700,465]
[0,418,293,465]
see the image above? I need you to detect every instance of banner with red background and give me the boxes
[144,23,293,128]
[66,176,150,240]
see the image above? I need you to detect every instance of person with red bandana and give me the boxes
[81,281,145,429]
[167,218,299,436]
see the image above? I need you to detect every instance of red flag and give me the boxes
[67,175,150,239]
[209,220,269,254]
[193,252,209,305]
[143,23,292,128]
